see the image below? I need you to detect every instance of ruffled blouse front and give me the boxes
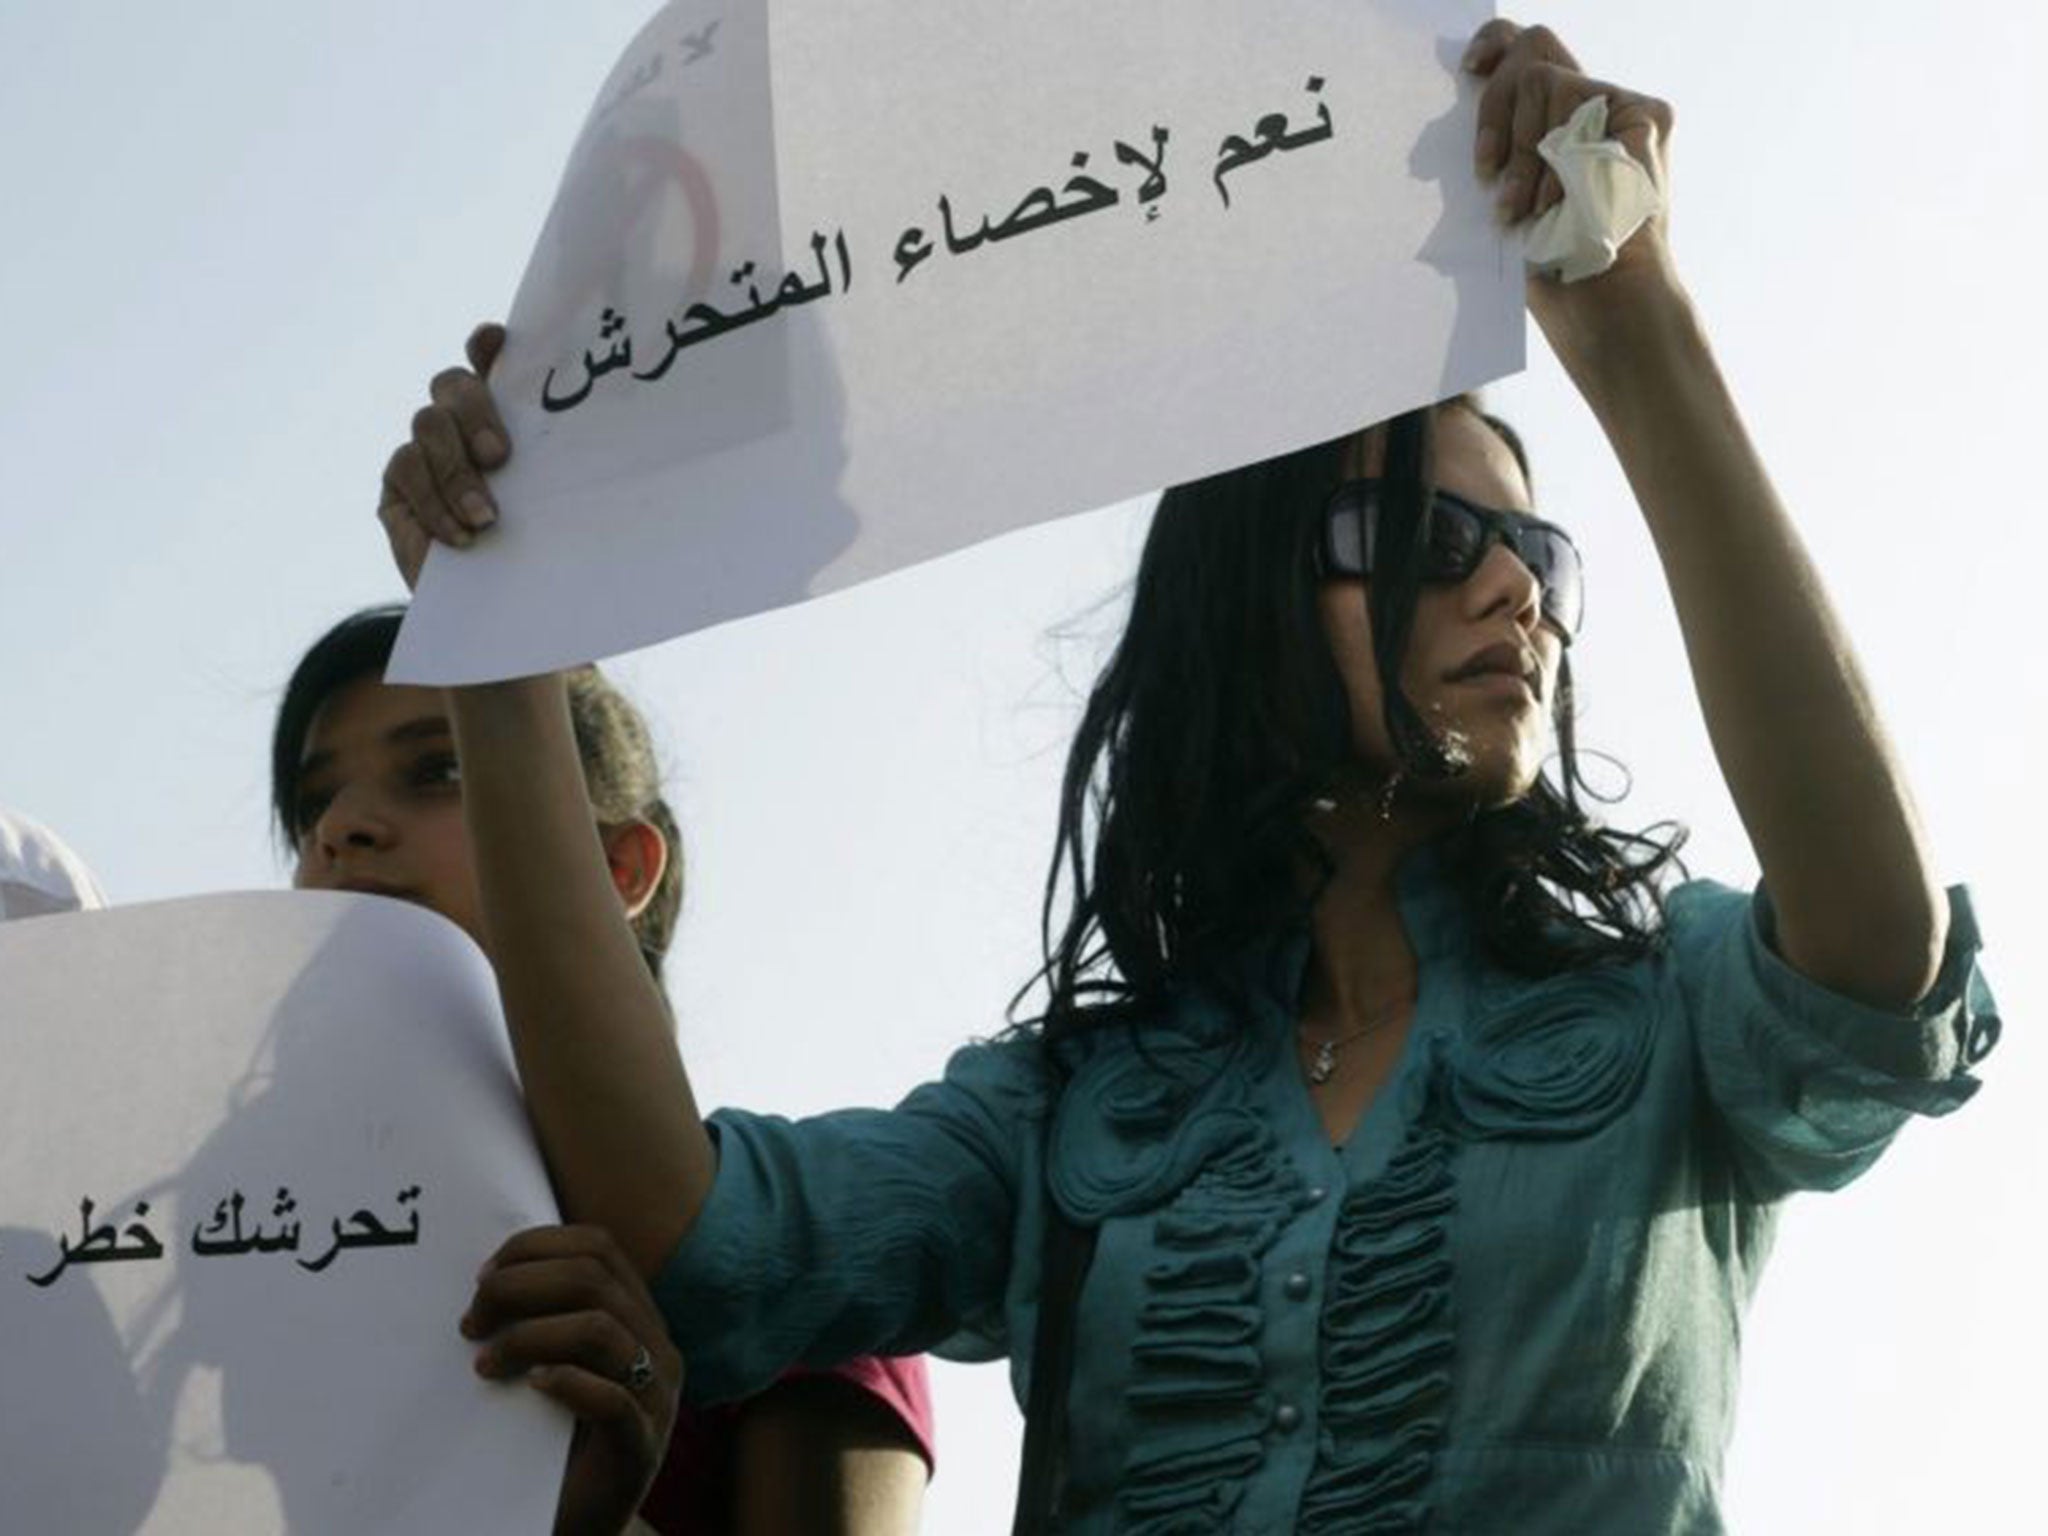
[656,855,1999,1533]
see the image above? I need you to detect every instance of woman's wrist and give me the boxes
[1542,268,1714,437]
[449,669,570,716]
[446,672,577,770]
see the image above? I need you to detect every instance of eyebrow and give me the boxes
[296,714,454,782]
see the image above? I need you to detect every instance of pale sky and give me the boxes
[2,3,2042,1531]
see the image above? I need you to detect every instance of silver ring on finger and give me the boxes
[625,1344,656,1393]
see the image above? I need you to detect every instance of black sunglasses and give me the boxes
[1318,478,1585,642]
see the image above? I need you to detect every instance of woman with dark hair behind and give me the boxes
[389,20,1997,1533]
[271,608,933,1534]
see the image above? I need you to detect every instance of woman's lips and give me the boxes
[1452,670,1538,704]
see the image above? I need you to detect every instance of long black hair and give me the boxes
[269,605,685,985]
[1020,403,1685,1044]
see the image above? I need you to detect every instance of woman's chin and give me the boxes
[1410,749,1544,817]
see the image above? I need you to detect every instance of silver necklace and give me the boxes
[1299,1005,1409,1086]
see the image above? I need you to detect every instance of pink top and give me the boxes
[637,1355,935,1534]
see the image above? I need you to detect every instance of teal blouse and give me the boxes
[656,857,1998,1533]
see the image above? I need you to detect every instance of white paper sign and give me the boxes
[392,0,1519,683]
[0,893,569,1534]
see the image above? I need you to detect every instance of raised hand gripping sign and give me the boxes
[391,0,1519,682]
[0,894,567,1534]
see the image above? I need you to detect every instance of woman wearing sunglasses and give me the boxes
[404,20,1999,1533]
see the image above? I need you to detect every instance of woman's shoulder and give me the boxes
[1658,874,1752,938]
[838,1027,1053,1136]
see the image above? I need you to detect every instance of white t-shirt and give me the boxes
[0,806,108,919]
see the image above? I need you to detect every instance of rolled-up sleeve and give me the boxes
[1670,879,1999,1198]
[652,1039,1048,1405]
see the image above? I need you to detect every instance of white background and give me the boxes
[1,3,2041,1530]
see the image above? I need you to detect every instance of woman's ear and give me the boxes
[599,818,668,919]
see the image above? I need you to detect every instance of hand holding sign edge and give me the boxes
[379,323,512,591]
[463,1223,682,1536]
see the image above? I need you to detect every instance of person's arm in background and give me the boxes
[731,1377,929,1536]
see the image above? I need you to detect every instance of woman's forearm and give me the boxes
[451,674,716,1273]
[1562,282,1945,1009]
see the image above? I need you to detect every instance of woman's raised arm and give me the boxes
[1467,21,1947,1011]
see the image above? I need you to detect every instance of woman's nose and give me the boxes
[1466,540,1544,634]
[313,785,396,860]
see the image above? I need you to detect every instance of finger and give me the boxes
[469,1226,673,1344]
[1472,37,1526,181]
[473,1308,645,1384]
[526,1364,661,1447]
[377,492,431,588]
[1497,65,1555,224]
[462,1263,681,1392]
[1533,164,1565,219]
[465,1238,671,1348]
[384,441,472,550]
[466,1252,617,1335]
[476,1225,648,1294]
[1515,23,1582,74]
[412,404,497,533]
[1605,93,1674,179]
[1476,17,1589,178]
[466,322,508,380]
[1460,18,1522,78]
[428,367,509,470]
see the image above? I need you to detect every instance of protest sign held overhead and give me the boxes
[392,0,1521,683]
[0,893,568,1535]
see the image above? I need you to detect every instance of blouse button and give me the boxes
[1305,1185,1328,1205]
[1284,1271,1313,1301]
[1273,1402,1302,1433]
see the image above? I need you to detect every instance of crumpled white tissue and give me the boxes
[1522,95,1663,283]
